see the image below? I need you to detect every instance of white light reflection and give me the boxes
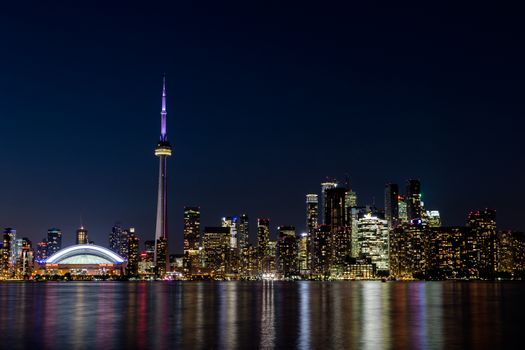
[298,281,310,349]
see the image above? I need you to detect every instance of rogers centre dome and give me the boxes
[42,244,126,277]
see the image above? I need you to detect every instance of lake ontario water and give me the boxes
[0,281,522,349]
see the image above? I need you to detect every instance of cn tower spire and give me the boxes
[161,74,167,141]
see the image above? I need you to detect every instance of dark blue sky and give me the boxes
[1,1,524,252]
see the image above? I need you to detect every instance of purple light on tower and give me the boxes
[160,74,167,141]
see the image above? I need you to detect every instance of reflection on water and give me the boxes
[0,281,522,349]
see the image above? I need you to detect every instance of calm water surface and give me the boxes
[0,281,522,349]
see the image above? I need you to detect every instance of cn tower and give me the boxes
[154,75,171,277]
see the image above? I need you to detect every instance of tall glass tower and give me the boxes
[154,75,172,277]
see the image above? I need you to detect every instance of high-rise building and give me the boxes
[276,226,298,278]
[384,183,399,228]
[325,187,348,227]
[76,226,88,245]
[237,214,249,252]
[297,233,309,275]
[467,209,497,279]
[154,75,172,277]
[426,210,441,227]
[257,218,270,261]
[183,207,201,274]
[222,216,238,249]
[202,226,231,277]
[36,239,49,262]
[1,228,16,279]
[47,228,62,256]
[406,179,422,221]
[306,194,318,235]
[320,179,338,224]
[109,224,129,258]
[356,214,389,272]
[127,228,140,276]
[497,231,525,276]
[310,225,332,278]
[15,237,33,279]
[398,195,408,224]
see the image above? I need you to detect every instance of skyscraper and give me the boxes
[320,179,338,224]
[257,218,270,263]
[47,228,62,255]
[406,179,422,221]
[127,228,140,276]
[237,214,249,252]
[384,183,399,228]
[306,194,318,235]
[467,209,497,279]
[154,75,172,277]
[76,226,88,245]
[183,207,201,274]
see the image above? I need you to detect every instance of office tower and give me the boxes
[221,216,238,249]
[497,231,525,276]
[154,75,172,277]
[310,225,332,278]
[76,226,88,245]
[384,183,399,228]
[320,179,338,224]
[240,245,258,279]
[426,210,441,227]
[398,195,408,224]
[127,228,140,276]
[183,207,201,274]
[406,179,422,221]
[257,218,270,260]
[202,227,231,276]
[389,221,428,279]
[325,187,351,271]
[276,226,298,278]
[47,228,62,255]
[237,214,249,252]
[15,237,32,279]
[1,228,16,278]
[109,224,129,258]
[306,194,318,234]
[325,187,347,227]
[36,240,49,262]
[426,226,468,279]
[467,209,497,279]
[356,214,390,272]
[138,240,156,277]
[297,233,309,275]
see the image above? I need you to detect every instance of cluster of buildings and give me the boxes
[1,78,524,281]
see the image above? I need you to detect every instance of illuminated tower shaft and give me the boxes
[154,75,172,276]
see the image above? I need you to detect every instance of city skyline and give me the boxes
[1,2,524,253]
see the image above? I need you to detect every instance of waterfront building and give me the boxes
[297,233,309,275]
[356,214,389,272]
[183,207,201,274]
[15,237,33,279]
[276,226,298,278]
[154,75,172,277]
[497,231,525,276]
[310,225,332,278]
[41,244,126,278]
[1,228,16,279]
[127,228,140,276]
[36,239,49,262]
[467,209,497,279]
[202,226,231,277]
[257,218,270,261]
[426,226,468,279]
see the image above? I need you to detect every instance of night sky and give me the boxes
[1,1,524,253]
